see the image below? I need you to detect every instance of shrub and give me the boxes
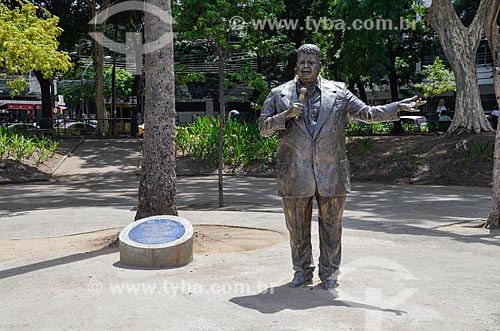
[176,118,277,168]
[0,127,58,165]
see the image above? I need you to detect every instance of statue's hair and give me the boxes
[297,44,321,59]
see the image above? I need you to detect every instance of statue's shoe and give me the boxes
[321,278,338,290]
[289,271,313,288]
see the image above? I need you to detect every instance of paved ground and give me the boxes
[1,139,500,330]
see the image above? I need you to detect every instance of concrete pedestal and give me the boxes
[119,215,193,268]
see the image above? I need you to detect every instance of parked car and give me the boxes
[55,122,96,136]
[5,123,39,133]
[86,119,98,126]
[399,116,428,130]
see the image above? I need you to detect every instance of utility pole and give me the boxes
[217,41,225,208]
[111,26,118,135]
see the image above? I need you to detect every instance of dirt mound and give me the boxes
[0,225,286,262]
[176,132,497,187]
[347,132,496,186]
[0,138,82,184]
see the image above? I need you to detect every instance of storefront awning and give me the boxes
[6,104,42,110]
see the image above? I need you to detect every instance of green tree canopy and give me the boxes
[312,0,432,102]
[103,66,134,101]
[0,0,72,93]
[415,57,456,99]
[174,0,294,109]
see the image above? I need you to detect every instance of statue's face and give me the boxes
[296,53,321,86]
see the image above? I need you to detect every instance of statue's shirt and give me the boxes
[297,79,322,135]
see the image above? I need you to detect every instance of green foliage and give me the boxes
[6,76,30,97]
[0,1,72,85]
[456,140,474,167]
[175,126,193,155]
[455,139,494,167]
[175,118,278,167]
[472,141,494,161]
[345,121,393,136]
[174,0,293,109]
[401,122,421,134]
[103,67,134,100]
[175,72,206,86]
[346,122,373,136]
[312,0,432,94]
[415,57,456,99]
[0,127,58,165]
[185,116,220,165]
[357,136,373,155]
[386,147,419,179]
[225,63,273,110]
[34,135,59,166]
[345,120,427,136]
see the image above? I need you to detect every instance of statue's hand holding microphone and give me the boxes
[285,88,308,121]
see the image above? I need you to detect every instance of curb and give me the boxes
[50,137,85,177]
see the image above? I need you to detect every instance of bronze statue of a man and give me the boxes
[259,44,422,289]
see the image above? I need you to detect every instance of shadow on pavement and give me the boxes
[0,248,117,280]
[344,218,500,248]
[54,139,142,173]
[229,284,406,315]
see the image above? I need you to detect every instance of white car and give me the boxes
[5,123,39,133]
[399,116,428,130]
[55,122,96,136]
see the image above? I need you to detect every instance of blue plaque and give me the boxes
[128,218,186,245]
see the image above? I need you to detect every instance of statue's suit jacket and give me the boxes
[260,76,401,198]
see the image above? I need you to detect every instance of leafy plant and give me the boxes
[401,122,421,134]
[456,140,474,167]
[188,116,220,165]
[472,142,494,161]
[358,136,373,155]
[0,128,58,166]
[455,140,494,167]
[176,118,278,168]
[388,150,400,163]
[34,136,58,165]
[175,126,193,155]
[345,121,393,136]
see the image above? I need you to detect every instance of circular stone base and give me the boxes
[119,215,193,268]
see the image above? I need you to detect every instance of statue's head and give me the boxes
[296,44,321,86]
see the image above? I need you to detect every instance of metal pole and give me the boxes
[111,55,117,135]
[111,26,118,136]
[80,78,84,118]
[217,42,225,208]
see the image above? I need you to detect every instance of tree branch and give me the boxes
[470,0,495,39]
[485,0,500,57]
[427,0,465,33]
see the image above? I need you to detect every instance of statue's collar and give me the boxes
[295,75,322,91]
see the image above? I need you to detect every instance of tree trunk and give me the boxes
[92,28,109,136]
[484,0,500,229]
[86,1,110,136]
[427,0,493,134]
[355,79,367,103]
[135,0,177,219]
[33,71,53,128]
[388,53,403,134]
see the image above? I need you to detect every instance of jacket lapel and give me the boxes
[313,78,337,140]
[281,79,310,137]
